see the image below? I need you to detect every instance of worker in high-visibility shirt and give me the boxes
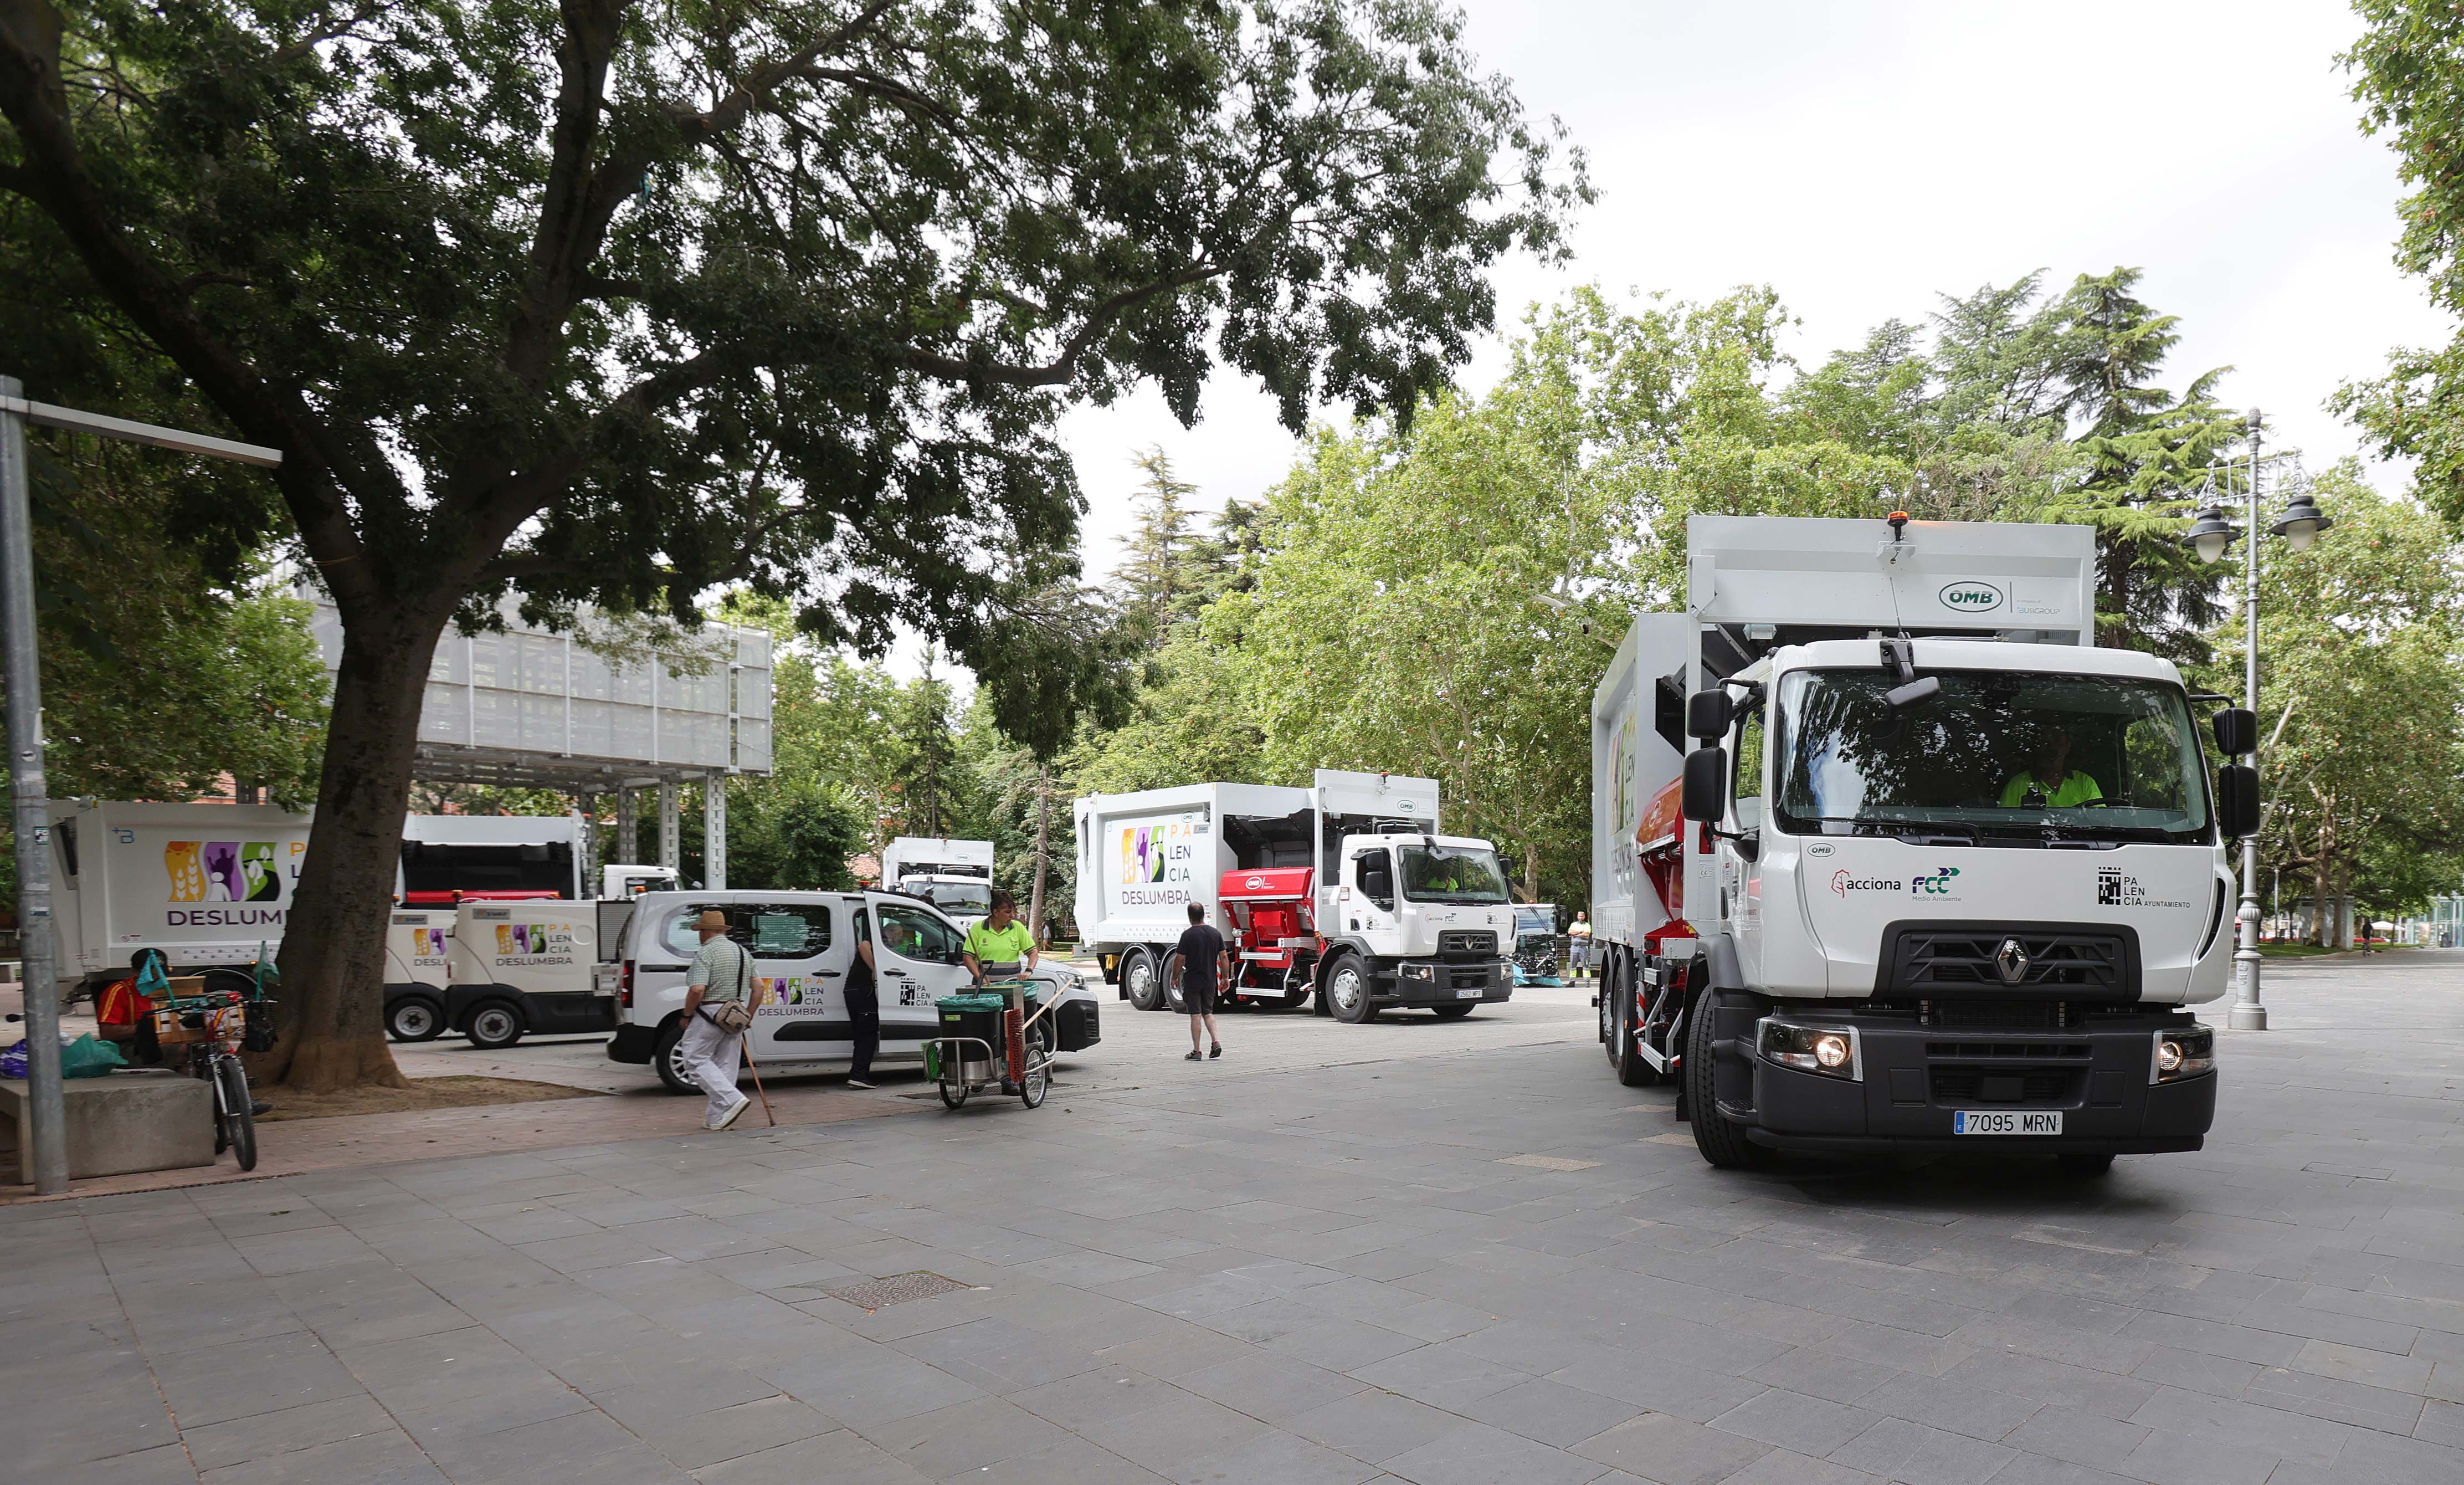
[2001,731,2103,808]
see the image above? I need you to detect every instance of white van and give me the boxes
[605,889,1101,1093]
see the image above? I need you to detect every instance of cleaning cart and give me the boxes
[924,976,1053,1110]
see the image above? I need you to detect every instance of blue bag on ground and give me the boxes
[61,1033,127,1079]
[0,1039,25,1079]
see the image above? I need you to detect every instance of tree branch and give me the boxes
[902,264,1224,388]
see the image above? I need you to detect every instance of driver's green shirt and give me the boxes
[963,920,1036,965]
[2000,770,2104,807]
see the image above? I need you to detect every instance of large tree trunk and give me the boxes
[256,606,448,1091]
[1028,764,1051,948]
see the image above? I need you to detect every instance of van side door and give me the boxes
[734,902,848,1062]
[870,895,973,1036]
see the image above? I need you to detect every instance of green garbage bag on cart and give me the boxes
[60,1033,127,1079]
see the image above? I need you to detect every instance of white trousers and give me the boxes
[678,1013,745,1125]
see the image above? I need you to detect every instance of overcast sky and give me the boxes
[1048,0,2445,584]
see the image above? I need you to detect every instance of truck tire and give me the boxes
[1326,954,1378,1024]
[1123,950,1164,1012]
[1614,969,1662,1088]
[1161,951,1187,1013]
[465,1000,525,1051]
[1686,991,1772,1170]
[1598,952,1617,1048]
[388,994,445,1043]
[653,1017,697,1094]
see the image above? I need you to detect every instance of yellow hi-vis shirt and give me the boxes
[2000,771,2103,808]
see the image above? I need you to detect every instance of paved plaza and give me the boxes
[6,955,2462,1485]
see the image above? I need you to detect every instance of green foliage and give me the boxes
[2197,469,2464,924]
[2338,4,2464,526]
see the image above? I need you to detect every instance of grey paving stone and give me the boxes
[2413,1399,2464,1447]
[1461,1377,1642,1447]
[1719,1450,1882,1485]
[153,1330,365,1428]
[1941,1351,2157,1422]
[1380,1421,1610,1485]
[1076,1386,1275,1474]
[1824,1416,2016,1485]
[1164,1425,1385,1485]
[1570,1411,1774,1485]
[1175,1350,1366,1423]
[895,1315,1103,1393]
[971,1432,1176,1484]
[1747,1349,1902,1405]
[1855,1372,2039,1443]
[695,1428,931,1485]
[1286,1389,1466,1465]
[1008,1367,1190,1432]
[764,1346,986,1427]
[48,1443,201,1484]
[197,1424,446,1485]
[2116,1427,2284,1485]
[1712,1387,1883,1456]
[1547,1349,1770,1423]
[2324,1428,2464,1485]
[1267,1318,1428,1373]
[1351,1339,1532,1411]
[635,1394,834,1469]
[1995,1407,2152,1472]
[856,1394,1074,1478]
[181,1393,400,1471]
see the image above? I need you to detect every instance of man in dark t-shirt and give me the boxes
[1171,902,1233,1062]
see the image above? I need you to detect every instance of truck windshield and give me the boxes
[1399,846,1511,903]
[918,882,993,915]
[1773,668,2212,844]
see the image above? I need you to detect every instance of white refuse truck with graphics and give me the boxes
[880,837,997,924]
[1592,514,2246,1171]
[43,801,311,1001]
[1073,770,1518,1022]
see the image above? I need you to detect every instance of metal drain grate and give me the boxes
[823,1271,975,1311]
[1497,1154,1600,1171]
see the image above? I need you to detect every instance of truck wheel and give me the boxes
[465,1000,526,1051]
[1161,951,1187,1013]
[1685,991,1772,1170]
[1123,950,1164,1012]
[1599,954,1618,1049]
[387,995,445,1043]
[1614,973,1661,1088]
[1327,955,1378,1023]
[1279,991,1312,1013]
[2057,1153,2115,1177]
[653,1018,697,1094]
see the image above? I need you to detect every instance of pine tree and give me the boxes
[1118,448,1203,640]
[897,650,961,838]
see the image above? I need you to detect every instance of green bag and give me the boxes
[60,1033,127,1079]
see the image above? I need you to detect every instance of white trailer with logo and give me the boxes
[1592,514,2244,1170]
[441,899,618,1048]
[43,801,312,1002]
[1073,770,1519,1022]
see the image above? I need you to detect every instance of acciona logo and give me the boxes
[1938,581,2004,612]
[1831,870,1904,896]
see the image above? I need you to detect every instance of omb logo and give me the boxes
[1831,870,1904,897]
[1938,580,2004,613]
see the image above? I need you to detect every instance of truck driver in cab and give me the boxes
[2001,729,2103,808]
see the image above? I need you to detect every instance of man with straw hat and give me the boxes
[679,909,761,1129]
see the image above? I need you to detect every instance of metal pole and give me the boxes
[0,377,68,1192]
[2231,409,2266,1030]
[702,771,726,890]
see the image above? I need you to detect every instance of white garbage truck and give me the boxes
[1592,514,2250,1171]
[1074,770,1518,1022]
[879,837,997,924]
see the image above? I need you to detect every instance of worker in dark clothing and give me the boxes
[1170,902,1233,1062]
[845,907,880,1089]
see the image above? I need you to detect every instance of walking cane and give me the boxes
[737,1040,777,1128]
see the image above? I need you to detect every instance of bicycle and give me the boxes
[136,948,278,1171]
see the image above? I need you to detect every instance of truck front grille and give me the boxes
[1931,1068,2076,1105]
[1438,930,1497,956]
[1883,926,2131,998]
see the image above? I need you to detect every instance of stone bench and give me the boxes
[0,1073,217,1185]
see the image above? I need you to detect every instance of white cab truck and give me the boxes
[601,863,679,898]
[1074,770,1517,1022]
[880,836,997,924]
[605,889,1100,1092]
[1593,515,2249,1171]
[399,812,588,903]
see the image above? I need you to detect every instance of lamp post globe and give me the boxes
[2270,493,2334,554]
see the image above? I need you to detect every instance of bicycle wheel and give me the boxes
[1020,1046,1049,1109]
[200,1058,228,1154]
[215,1057,258,1171]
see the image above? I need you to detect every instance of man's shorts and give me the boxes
[1182,977,1219,1013]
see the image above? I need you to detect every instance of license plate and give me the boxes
[1455,986,1485,999]
[1953,1110,2062,1135]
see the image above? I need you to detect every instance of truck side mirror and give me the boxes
[1687,689,1733,741]
[2212,707,2256,757]
[1682,747,1728,823]
[2216,764,2259,838]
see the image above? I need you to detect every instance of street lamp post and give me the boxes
[2180,408,2332,1034]
[0,377,279,1195]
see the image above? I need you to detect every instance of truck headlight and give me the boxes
[1758,1018,1861,1081]
[2150,1025,2214,1083]
[1400,962,1435,981]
